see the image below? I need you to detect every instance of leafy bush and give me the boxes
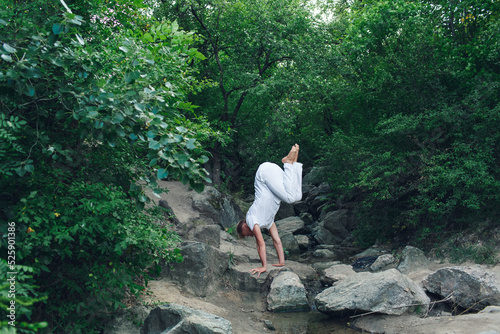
[0,0,219,332]
[12,180,181,332]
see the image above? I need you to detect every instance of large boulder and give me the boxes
[422,266,500,311]
[163,241,229,297]
[322,210,355,235]
[397,246,429,274]
[191,186,244,230]
[141,303,232,334]
[189,224,221,248]
[315,269,430,316]
[266,271,310,312]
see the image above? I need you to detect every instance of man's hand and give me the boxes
[272,262,285,267]
[249,267,267,278]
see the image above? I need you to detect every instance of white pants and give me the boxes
[245,162,303,231]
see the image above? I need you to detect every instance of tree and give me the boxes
[317,0,500,246]
[154,0,315,186]
[0,0,218,331]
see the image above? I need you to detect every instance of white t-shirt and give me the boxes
[246,162,303,231]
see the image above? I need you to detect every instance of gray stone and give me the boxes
[191,186,244,230]
[275,202,296,221]
[322,264,356,286]
[280,232,301,254]
[293,201,309,215]
[141,303,232,334]
[299,212,314,225]
[303,167,328,187]
[371,254,397,271]
[313,249,337,259]
[397,246,429,274]
[267,271,310,312]
[322,210,351,239]
[295,234,311,250]
[423,266,500,311]
[275,216,306,235]
[311,221,343,245]
[315,269,430,316]
[163,242,229,297]
[190,224,221,248]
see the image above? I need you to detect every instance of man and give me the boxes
[237,144,302,277]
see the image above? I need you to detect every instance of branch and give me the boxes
[349,293,454,319]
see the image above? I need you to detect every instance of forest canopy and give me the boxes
[1,0,499,332]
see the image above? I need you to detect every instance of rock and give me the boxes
[299,212,314,225]
[352,306,500,334]
[141,303,232,334]
[275,216,306,234]
[275,202,295,221]
[293,201,309,215]
[321,210,353,239]
[163,241,229,297]
[311,221,343,245]
[191,186,244,230]
[371,254,397,271]
[264,320,276,330]
[105,306,150,334]
[229,263,268,292]
[267,271,310,312]
[397,246,429,274]
[313,249,337,259]
[315,269,430,316]
[280,232,301,254]
[303,167,328,187]
[322,264,356,286]
[190,224,221,248]
[295,234,311,250]
[422,266,500,312]
[158,200,181,225]
[312,261,342,274]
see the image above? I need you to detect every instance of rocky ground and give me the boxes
[105,180,500,334]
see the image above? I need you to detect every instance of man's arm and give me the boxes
[249,224,267,278]
[269,223,285,267]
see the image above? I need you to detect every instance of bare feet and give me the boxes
[282,144,299,164]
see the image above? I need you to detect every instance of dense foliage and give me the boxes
[1,0,499,331]
[154,0,500,247]
[0,0,219,332]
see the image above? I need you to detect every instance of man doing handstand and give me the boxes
[237,144,302,278]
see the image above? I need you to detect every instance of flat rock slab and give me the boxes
[352,306,500,334]
[229,261,317,292]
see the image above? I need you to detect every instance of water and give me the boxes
[266,311,359,334]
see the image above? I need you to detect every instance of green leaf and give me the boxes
[134,103,145,111]
[157,168,168,179]
[76,33,85,45]
[143,33,154,43]
[112,113,124,124]
[186,138,196,150]
[52,24,64,35]
[171,21,179,34]
[1,54,12,62]
[3,43,16,53]
[149,140,160,150]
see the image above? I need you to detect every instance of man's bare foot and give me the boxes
[282,144,299,164]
